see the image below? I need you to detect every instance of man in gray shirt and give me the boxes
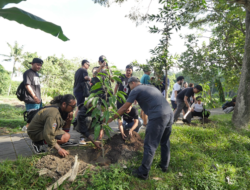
[108,77,173,180]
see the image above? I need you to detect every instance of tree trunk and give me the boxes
[232,10,250,128]
[215,78,225,102]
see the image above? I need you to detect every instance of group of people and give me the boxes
[21,56,208,180]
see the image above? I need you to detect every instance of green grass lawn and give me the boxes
[0,114,250,189]
[0,103,25,135]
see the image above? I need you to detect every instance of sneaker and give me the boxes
[61,140,79,147]
[31,141,46,154]
[79,138,86,145]
[22,126,27,132]
[132,169,148,180]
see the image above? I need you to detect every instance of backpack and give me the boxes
[23,106,58,123]
[16,81,26,101]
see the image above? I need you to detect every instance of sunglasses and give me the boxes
[67,104,76,109]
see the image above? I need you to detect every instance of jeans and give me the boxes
[174,99,192,123]
[138,112,173,174]
[25,102,42,111]
[122,120,142,133]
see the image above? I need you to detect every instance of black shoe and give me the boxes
[157,163,168,172]
[61,140,78,147]
[132,169,148,180]
[31,141,46,154]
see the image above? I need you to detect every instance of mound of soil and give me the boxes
[36,131,144,179]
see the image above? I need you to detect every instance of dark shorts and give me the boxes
[74,92,85,106]
[171,100,177,110]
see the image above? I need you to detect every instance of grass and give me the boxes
[0,103,25,135]
[1,114,250,189]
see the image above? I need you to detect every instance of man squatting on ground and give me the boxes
[118,105,142,139]
[174,85,203,124]
[108,77,173,179]
[27,95,77,157]
[22,58,43,131]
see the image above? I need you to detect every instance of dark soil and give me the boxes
[35,131,144,179]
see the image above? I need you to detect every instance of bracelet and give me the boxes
[58,148,62,152]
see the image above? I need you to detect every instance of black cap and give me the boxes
[194,85,203,91]
[196,96,202,100]
[99,55,106,63]
[29,58,43,64]
[128,76,140,83]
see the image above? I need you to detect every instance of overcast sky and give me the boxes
[0,0,194,73]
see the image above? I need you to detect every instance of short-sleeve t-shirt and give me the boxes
[140,74,150,84]
[171,83,181,101]
[23,69,41,104]
[126,85,172,119]
[122,107,138,123]
[73,68,89,94]
[177,87,194,101]
[117,74,131,99]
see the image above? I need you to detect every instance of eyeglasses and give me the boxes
[67,104,76,109]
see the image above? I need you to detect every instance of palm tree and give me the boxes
[0,42,24,95]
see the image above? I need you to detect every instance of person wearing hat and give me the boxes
[73,60,91,118]
[74,97,102,148]
[22,58,43,132]
[173,85,203,124]
[107,76,173,180]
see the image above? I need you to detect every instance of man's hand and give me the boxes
[33,96,41,104]
[128,129,133,137]
[188,107,191,112]
[94,141,102,149]
[121,132,127,140]
[101,62,106,68]
[66,112,74,121]
[58,148,69,157]
[191,108,194,112]
[98,129,104,140]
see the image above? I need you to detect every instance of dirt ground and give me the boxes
[36,131,144,179]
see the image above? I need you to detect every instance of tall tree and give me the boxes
[1,41,23,95]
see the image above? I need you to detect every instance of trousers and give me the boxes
[174,99,192,123]
[138,112,173,174]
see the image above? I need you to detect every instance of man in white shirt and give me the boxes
[170,76,184,112]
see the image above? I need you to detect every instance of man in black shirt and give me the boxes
[22,58,43,131]
[174,85,203,124]
[73,60,91,117]
[118,105,141,139]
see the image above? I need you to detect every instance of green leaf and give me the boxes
[97,72,107,76]
[91,82,102,91]
[117,92,126,103]
[112,76,122,83]
[91,108,100,118]
[85,91,104,105]
[101,99,108,108]
[94,124,101,140]
[0,0,25,9]
[0,7,69,41]
[92,97,99,108]
[104,111,109,123]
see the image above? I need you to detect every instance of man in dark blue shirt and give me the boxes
[108,77,173,180]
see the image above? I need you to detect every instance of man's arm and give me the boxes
[184,96,190,110]
[25,85,40,103]
[128,119,139,136]
[108,102,132,123]
[118,119,127,139]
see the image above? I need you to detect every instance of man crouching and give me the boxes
[27,94,77,157]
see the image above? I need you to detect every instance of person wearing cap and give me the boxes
[140,68,151,127]
[174,85,203,124]
[107,76,173,180]
[73,60,91,118]
[22,58,43,132]
[74,98,102,148]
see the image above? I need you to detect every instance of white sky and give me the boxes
[0,0,194,74]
